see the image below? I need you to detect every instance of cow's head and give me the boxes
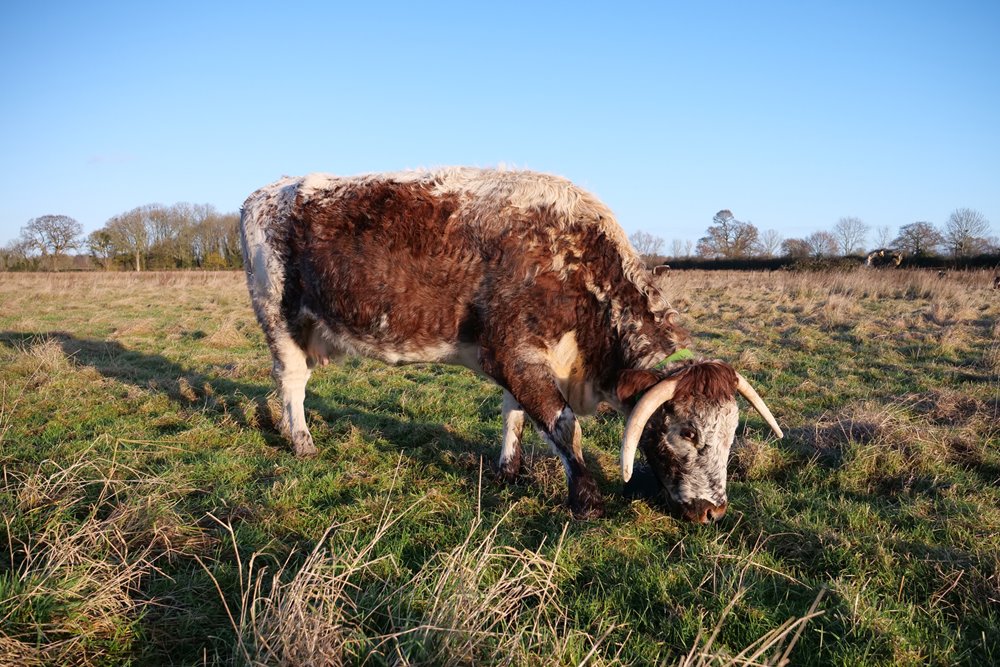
[617,359,782,523]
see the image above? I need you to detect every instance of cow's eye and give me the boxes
[679,427,698,443]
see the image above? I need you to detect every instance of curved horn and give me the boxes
[736,374,783,439]
[620,378,680,482]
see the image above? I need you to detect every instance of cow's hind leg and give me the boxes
[498,390,525,482]
[271,334,317,457]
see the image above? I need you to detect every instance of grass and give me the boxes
[0,268,997,665]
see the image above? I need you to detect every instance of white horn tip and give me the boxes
[621,461,633,482]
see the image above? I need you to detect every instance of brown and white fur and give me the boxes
[240,167,781,521]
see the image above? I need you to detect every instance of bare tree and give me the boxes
[874,225,893,248]
[21,214,82,270]
[668,238,696,259]
[696,209,760,258]
[628,230,665,259]
[944,207,991,257]
[670,238,685,259]
[804,231,838,258]
[1,238,38,271]
[218,212,242,266]
[892,221,944,257]
[756,229,783,257]
[105,206,152,271]
[833,216,869,255]
[780,237,811,258]
[142,203,199,269]
[192,210,241,267]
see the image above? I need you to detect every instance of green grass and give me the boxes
[0,269,997,665]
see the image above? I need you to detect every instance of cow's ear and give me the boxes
[616,369,660,405]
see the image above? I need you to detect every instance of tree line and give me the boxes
[4,203,995,272]
[1,204,242,271]
[630,207,996,263]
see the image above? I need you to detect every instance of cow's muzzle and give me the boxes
[681,498,727,524]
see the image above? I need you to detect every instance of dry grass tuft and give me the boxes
[796,391,999,494]
[809,414,884,456]
[794,401,923,489]
[985,322,1000,375]
[905,389,992,428]
[177,376,199,402]
[731,437,783,481]
[0,448,211,665]
[108,319,157,339]
[23,337,72,374]
[934,323,971,357]
[206,317,250,349]
[384,513,576,666]
[735,349,763,373]
[205,465,612,666]
[677,588,826,667]
[815,294,861,331]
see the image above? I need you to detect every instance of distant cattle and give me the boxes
[240,168,782,521]
[865,248,904,268]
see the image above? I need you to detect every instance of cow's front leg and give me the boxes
[543,405,604,519]
[498,390,525,482]
[487,360,604,518]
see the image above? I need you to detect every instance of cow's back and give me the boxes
[240,168,669,367]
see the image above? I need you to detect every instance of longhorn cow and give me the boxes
[240,168,782,521]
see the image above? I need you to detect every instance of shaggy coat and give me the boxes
[240,167,767,519]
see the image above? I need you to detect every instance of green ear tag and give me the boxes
[654,348,694,369]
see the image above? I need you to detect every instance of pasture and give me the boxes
[0,269,997,665]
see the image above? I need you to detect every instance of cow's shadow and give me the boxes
[0,330,614,515]
[0,330,282,437]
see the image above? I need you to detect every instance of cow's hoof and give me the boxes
[571,500,606,520]
[569,479,605,519]
[291,431,318,457]
[498,454,521,483]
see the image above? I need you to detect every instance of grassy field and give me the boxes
[0,269,997,666]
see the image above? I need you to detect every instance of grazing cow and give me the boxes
[652,264,671,276]
[240,168,782,521]
[993,275,1000,290]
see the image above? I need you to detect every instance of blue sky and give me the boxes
[2,1,997,248]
